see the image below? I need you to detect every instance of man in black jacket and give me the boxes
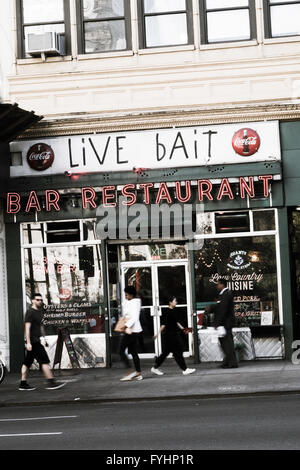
[207,279,238,369]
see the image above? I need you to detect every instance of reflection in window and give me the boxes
[142,0,191,48]
[291,210,300,316]
[24,245,104,335]
[46,221,80,244]
[23,0,64,22]
[83,220,98,241]
[22,223,45,245]
[215,212,250,233]
[195,211,214,235]
[124,266,153,305]
[82,0,129,53]
[253,210,275,231]
[202,0,252,43]
[83,0,124,18]
[194,236,279,327]
[268,0,300,37]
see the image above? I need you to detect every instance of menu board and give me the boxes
[53,327,80,369]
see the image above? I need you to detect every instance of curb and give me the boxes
[2,388,300,408]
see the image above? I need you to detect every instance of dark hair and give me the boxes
[31,293,42,300]
[218,278,227,287]
[124,286,137,297]
[168,295,177,304]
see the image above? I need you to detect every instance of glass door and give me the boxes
[121,265,158,357]
[155,264,192,355]
[121,261,192,358]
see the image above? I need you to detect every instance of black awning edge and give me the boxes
[0,102,43,143]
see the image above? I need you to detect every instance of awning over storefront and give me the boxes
[0,102,43,144]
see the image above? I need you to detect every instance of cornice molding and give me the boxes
[17,102,300,139]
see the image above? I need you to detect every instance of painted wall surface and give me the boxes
[0,1,298,119]
[281,122,300,207]
[0,0,14,101]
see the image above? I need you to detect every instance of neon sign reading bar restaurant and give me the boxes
[6,175,273,214]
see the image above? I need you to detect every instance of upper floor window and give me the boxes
[199,0,256,43]
[264,0,300,38]
[77,0,132,54]
[17,0,70,58]
[138,0,194,48]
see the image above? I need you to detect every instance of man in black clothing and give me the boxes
[19,293,66,391]
[208,279,238,369]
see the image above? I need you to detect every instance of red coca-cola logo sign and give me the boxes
[26,143,54,171]
[232,128,261,157]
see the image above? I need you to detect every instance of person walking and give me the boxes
[119,286,143,381]
[207,278,238,369]
[19,293,66,391]
[151,296,196,376]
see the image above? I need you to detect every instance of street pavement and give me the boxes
[2,395,300,450]
[1,359,300,407]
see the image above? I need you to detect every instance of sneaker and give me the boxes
[182,368,196,375]
[19,382,36,391]
[120,371,139,382]
[151,367,164,376]
[135,373,143,381]
[45,381,66,390]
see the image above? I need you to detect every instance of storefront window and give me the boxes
[195,235,279,327]
[22,222,45,245]
[215,212,250,233]
[120,242,187,261]
[24,239,104,335]
[196,212,214,235]
[253,210,275,232]
[290,209,300,338]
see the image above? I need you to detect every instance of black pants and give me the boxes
[119,333,141,373]
[219,329,238,366]
[155,334,187,371]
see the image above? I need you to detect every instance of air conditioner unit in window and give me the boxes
[26,32,65,58]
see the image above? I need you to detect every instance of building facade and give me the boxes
[2,0,300,370]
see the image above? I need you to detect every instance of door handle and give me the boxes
[150,307,155,317]
[151,306,162,317]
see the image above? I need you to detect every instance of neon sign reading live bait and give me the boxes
[6,176,273,214]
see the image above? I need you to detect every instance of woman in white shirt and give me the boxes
[119,285,143,381]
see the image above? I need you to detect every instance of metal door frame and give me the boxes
[120,259,193,358]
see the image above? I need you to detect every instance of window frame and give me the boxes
[199,0,257,45]
[137,0,194,50]
[263,0,300,39]
[76,0,132,55]
[16,0,71,59]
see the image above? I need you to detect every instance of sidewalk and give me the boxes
[1,359,300,408]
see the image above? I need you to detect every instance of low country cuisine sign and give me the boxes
[10,121,280,178]
[7,176,274,213]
